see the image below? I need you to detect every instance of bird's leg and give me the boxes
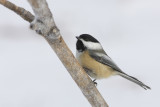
[93,79,97,86]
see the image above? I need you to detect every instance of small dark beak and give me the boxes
[76,36,79,40]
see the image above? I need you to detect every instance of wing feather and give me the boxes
[88,50,151,90]
[88,50,123,72]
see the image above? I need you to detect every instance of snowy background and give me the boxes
[0,0,159,107]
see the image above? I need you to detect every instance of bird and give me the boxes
[76,34,151,90]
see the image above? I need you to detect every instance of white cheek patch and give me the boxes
[81,39,102,50]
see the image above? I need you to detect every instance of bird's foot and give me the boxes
[93,79,97,86]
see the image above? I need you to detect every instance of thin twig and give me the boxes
[0,0,109,106]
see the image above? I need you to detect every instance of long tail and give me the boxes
[118,72,151,90]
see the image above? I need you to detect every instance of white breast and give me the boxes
[76,50,82,62]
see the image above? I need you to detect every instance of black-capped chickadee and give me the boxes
[76,34,150,90]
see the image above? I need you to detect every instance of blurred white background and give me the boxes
[0,0,159,107]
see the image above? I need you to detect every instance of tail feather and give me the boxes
[118,72,151,90]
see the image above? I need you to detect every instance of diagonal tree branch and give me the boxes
[0,0,34,22]
[0,0,109,106]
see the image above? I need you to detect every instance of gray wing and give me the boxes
[88,50,123,72]
[88,51,151,90]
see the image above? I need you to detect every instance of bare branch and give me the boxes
[0,0,34,22]
[28,0,59,38]
[0,0,109,106]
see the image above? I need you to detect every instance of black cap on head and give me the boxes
[78,34,99,43]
